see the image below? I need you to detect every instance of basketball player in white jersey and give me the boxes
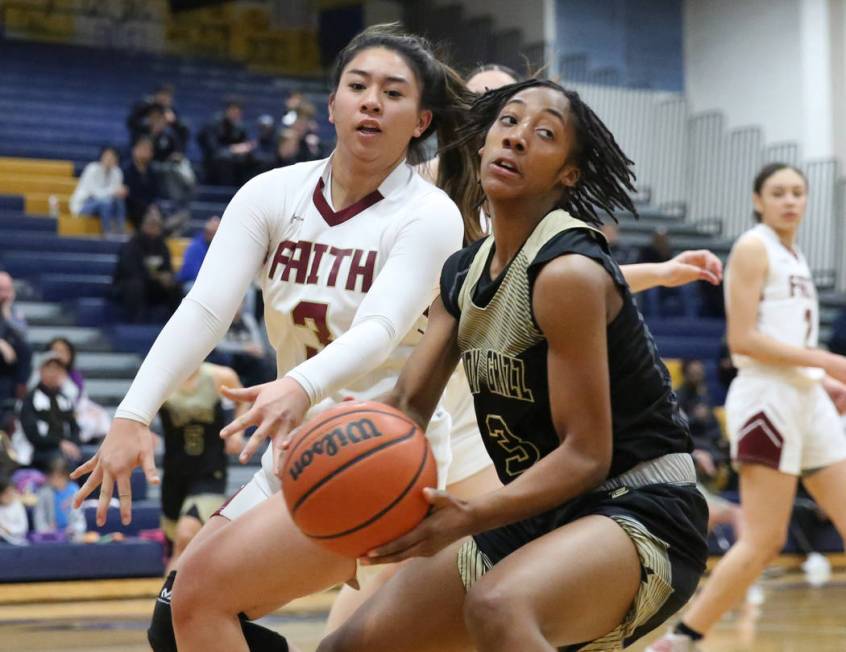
[648,163,846,651]
[72,27,723,650]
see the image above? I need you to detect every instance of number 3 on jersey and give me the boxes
[292,301,333,358]
[485,414,541,478]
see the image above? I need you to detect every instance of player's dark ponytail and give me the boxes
[332,24,483,243]
[447,78,639,226]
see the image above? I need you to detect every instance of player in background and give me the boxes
[158,362,246,571]
[318,78,709,652]
[647,163,846,651]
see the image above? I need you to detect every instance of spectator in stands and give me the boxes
[212,300,274,387]
[0,406,19,479]
[113,209,182,323]
[280,90,305,128]
[127,83,189,150]
[123,135,160,231]
[70,146,128,238]
[42,338,110,444]
[176,216,220,292]
[33,456,86,541]
[599,222,637,264]
[0,473,28,545]
[146,105,196,231]
[830,307,846,357]
[717,337,738,393]
[0,272,27,334]
[0,295,31,404]
[198,98,254,186]
[676,360,741,535]
[19,352,81,471]
[252,115,279,174]
[275,128,301,168]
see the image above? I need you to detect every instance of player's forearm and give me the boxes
[620,262,666,293]
[464,442,609,534]
[729,329,833,371]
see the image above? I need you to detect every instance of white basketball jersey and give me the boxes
[258,157,458,403]
[731,223,823,382]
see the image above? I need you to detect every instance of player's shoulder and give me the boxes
[443,237,487,282]
[241,158,327,195]
[732,228,769,259]
[406,168,461,216]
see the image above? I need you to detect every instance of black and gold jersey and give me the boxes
[441,210,691,484]
[159,363,228,480]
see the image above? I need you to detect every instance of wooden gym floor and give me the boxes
[1,559,845,651]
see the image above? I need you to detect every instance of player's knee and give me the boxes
[741,528,788,565]
[171,554,210,627]
[463,582,526,639]
[316,622,367,652]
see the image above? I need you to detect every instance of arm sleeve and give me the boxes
[286,193,463,404]
[113,173,279,425]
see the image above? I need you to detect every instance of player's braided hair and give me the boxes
[332,24,483,241]
[450,78,639,226]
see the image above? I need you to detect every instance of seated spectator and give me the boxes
[0,272,27,334]
[253,114,279,174]
[176,215,220,291]
[0,409,19,479]
[0,473,28,545]
[146,105,196,231]
[33,456,86,542]
[198,99,254,186]
[69,146,127,238]
[599,222,637,264]
[276,128,302,168]
[123,136,160,231]
[127,83,189,151]
[33,338,110,444]
[280,90,305,128]
[0,300,31,404]
[113,209,182,323]
[19,352,81,471]
[212,300,274,387]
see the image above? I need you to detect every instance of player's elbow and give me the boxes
[727,329,754,357]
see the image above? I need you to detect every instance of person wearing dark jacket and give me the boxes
[113,210,182,322]
[197,99,254,186]
[123,136,161,231]
[19,352,81,471]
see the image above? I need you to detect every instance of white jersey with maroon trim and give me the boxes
[729,223,823,383]
[258,156,462,403]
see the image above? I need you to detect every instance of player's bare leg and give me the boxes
[803,458,846,540]
[172,492,355,652]
[680,464,796,634]
[325,464,501,632]
[318,541,473,652]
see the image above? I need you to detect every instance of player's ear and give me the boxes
[558,162,580,189]
[328,92,336,125]
[752,192,764,217]
[413,109,432,139]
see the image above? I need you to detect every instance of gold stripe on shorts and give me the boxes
[457,538,493,591]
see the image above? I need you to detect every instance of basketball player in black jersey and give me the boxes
[159,363,246,570]
[317,80,709,652]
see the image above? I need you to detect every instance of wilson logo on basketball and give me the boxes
[288,418,384,481]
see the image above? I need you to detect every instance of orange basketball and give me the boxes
[281,400,437,558]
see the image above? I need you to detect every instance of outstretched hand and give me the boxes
[662,250,723,287]
[218,377,310,475]
[361,488,473,565]
[70,418,160,527]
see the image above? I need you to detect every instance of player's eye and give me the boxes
[537,128,554,140]
[386,89,403,98]
[499,114,517,126]
[348,82,366,91]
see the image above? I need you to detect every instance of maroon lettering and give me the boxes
[280,241,312,284]
[306,243,329,285]
[268,240,295,279]
[327,247,353,287]
[346,250,377,292]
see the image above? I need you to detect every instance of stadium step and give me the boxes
[85,378,134,405]
[0,251,117,277]
[75,351,141,379]
[0,156,74,177]
[27,325,110,350]
[15,300,73,327]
